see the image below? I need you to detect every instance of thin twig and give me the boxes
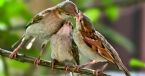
[0,48,110,76]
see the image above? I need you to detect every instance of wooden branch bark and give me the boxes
[0,48,110,76]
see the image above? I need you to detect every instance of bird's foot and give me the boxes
[50,59,59,70]
[64,65,75,76]
[93,63,108,76]
[9,51,17,59]
[34,57,41,66]
[64,65,74,72]
[73,65,81,72]
[74,60,97,72]
[95,69,103,76]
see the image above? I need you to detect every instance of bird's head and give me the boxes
[57,0,78,17]
[76,12,95,32]
[76,12,84,22]
[56,21,72,35]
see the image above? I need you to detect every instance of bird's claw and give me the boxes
[51,61,55,70]
[64,65,70,73]
[95,69,103,76]
[73,65,84,72]
[93,63,108,76]
[9,52,17,59]
[50,59,59,70]
[34,57,41,65]
[65,65,74,72]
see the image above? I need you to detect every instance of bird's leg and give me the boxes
[94,63,108,76]
[64,64,74,72]
[34,44,46,65]
[9,38,26,59]
[74,60,97,71]
[50,59,59,70]
[34,51,43,65]
[64,65,70,75]
[64,64,75,76]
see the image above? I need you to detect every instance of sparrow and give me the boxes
[50,21,79,75]
[73,12,130,76]
[9,0,78,65]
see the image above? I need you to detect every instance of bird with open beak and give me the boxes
[9,0,78,65]
[50,21,79,75]
[73,12,130,76]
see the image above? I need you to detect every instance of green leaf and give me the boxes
[0,0,5,7]
[105,6,119,21]
[129,58,145,68]
[84,8,101,22]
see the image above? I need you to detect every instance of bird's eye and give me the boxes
[80,20,83,23]
[66,13,70,15]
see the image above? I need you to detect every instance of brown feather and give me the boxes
[83,36,114,63]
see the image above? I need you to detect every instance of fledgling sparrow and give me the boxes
[50,21,79,75]
[73,12,130,76]
[9,0,78,64]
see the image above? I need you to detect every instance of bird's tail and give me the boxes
[12,38,26,50]
[12,36,35,50]
[116,62,130,76]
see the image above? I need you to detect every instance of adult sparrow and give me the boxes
[73,12,130,76]
[9,0,78,65]
[50,21,79,75]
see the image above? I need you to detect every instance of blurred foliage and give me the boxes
[96,24,134,53]
[0,0,32,25]
[84,6,134,53]
[129,58,145,68]
[105,6,119,21]
[84,8,101,22]
[0,0,137,76]
[101,0,113,5]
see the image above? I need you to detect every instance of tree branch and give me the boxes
[0,48,110,76]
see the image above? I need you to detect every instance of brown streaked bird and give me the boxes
[50,21,79,75]
[9,0,78,65]
[73,12,130,76]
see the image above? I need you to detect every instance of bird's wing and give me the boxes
[26,8,52,28]
[71,40,80,65]
[83,35,114,63]
[94,31,121,62]
[94,31,130,76]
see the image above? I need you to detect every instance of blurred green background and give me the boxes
[0,0,145,76]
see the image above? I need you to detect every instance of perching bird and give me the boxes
[73,12,130,76]
[50,21,79,75]
[9,0,78,64]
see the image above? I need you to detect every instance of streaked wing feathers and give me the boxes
[83,36,114,63]
[72,40,80,65]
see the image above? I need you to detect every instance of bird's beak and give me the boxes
[70,11,78,17]
[71,8,79,17]
[75,15,79,21]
